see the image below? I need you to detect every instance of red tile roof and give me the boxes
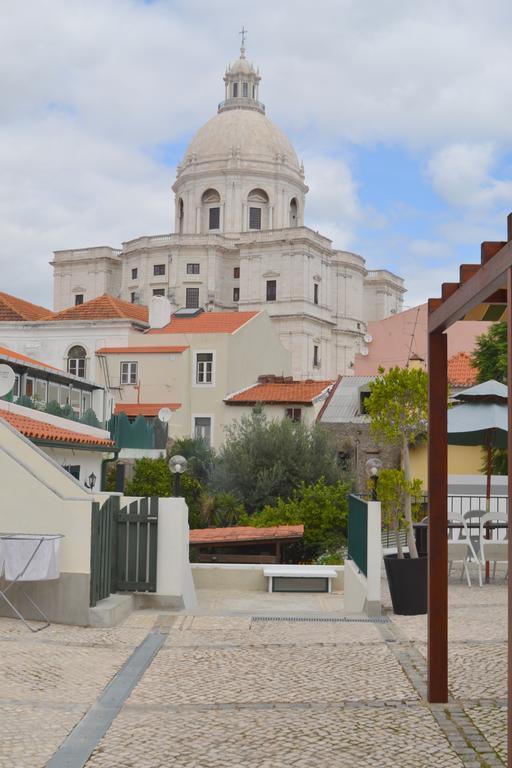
[448,351,478,388]
[0,407,115,448]
[48,295,149,323]
[96,346,188,355]
[0,292,53,321]
[114,403,181,417]
[226,379,333,405]
[189,525,304,545]
[149,311,258,334]
[0,346,62,372]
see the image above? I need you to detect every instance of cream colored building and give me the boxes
[51,43,405,380]
[97,302,293,448]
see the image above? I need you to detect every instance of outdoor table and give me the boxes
[0,533,63,632]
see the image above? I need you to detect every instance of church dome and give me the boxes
[184,108,300,171]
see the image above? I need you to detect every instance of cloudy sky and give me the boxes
[2,0,512,309]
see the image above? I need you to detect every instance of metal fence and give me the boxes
[348,495,368,576]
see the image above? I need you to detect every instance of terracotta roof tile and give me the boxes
[189,525,304,545]
[48,295,148,323]
[149,311,258,334]
[448,351,478,388]
[0,346,62,372]
[0,407,115,448]
[226,380,333,405]
[0,292,53,321]
[96,346,188,355]
[114,403,181,417]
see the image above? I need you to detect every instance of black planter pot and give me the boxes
[384,554,427,615]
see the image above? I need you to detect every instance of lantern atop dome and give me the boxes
[220,30,264,114]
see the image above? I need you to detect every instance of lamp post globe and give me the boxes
[168,455,188,496]
[364,458,382,501]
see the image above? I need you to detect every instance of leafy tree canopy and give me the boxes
[242,478,349,560]
[366,366,428,446]
[471,320,507,384]
[169,436,215,483]
[212,407,340,513]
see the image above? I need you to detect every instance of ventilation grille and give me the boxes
[251,615,390,624]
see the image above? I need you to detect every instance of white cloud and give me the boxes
[2,0,512,306]
[427,143,512,208]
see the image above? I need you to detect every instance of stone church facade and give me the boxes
[51,44,405,379]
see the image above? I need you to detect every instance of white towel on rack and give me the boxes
[1,536,61,581]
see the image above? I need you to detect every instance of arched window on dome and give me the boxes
[67,345,87,378]
[289,198,298,227]
[232,82,238,98]
[201,188,221,233]
[178,198,184,234]
[247,188,269,231]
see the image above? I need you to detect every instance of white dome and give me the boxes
[184,108,300,171]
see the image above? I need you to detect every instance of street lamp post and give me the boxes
[364,458,382,501]
[169,455,188,496]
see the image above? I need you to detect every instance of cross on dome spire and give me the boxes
[239,25,248,58]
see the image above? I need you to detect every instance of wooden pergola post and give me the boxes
[427,330,448,703]
[505,229,512,768]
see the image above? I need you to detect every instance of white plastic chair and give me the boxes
[479,511,508,581]
[448,513,479,587]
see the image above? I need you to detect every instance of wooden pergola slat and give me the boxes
[427,212,512,765]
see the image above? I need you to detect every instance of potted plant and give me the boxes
[366,366,428,615]
[376,468,426,614]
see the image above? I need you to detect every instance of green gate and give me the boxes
[90,495,119,607]
[347,494,368,576]
[90,496,158,606]
[114,497,159,593]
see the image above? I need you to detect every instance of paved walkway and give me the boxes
[0,580,507,767]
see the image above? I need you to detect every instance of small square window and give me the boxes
[209,207,220,230]
[120,361,137,385]
[153,264,165,276]
[285,408,302,422]
[233,266,240,279]
[187,263,200,274]
[233,287,240,302]
[249,207,261,230]
[186,287,200,308]
[266,280,276,302]
[131,268,138,280]
[314,283,319,305]
[75,294,84,306]
[153,288,165,296]
[359,391,371,414]
[313,345,320,367]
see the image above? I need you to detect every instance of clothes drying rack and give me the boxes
[0,533,64,632]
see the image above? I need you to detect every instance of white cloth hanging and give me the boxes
[0,535,61,581]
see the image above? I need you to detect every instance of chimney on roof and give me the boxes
[149,296,171,329]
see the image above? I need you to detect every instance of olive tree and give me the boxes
[365,367,428,558]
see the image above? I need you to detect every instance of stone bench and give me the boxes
[263,565,338,593]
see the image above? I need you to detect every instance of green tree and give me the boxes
[213,407,340,513]
[471,321,508,474]
[471,320,507,384]
[376,469,423,557]
[366,367,428,558]
[169,436,215,483]
[124,457,206,529]
[242,478,349,560]
[45,400,63,417]
[80,408,101,428]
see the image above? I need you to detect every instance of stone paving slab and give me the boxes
[85,704,465,768]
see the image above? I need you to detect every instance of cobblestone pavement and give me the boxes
[0,582,508,767]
